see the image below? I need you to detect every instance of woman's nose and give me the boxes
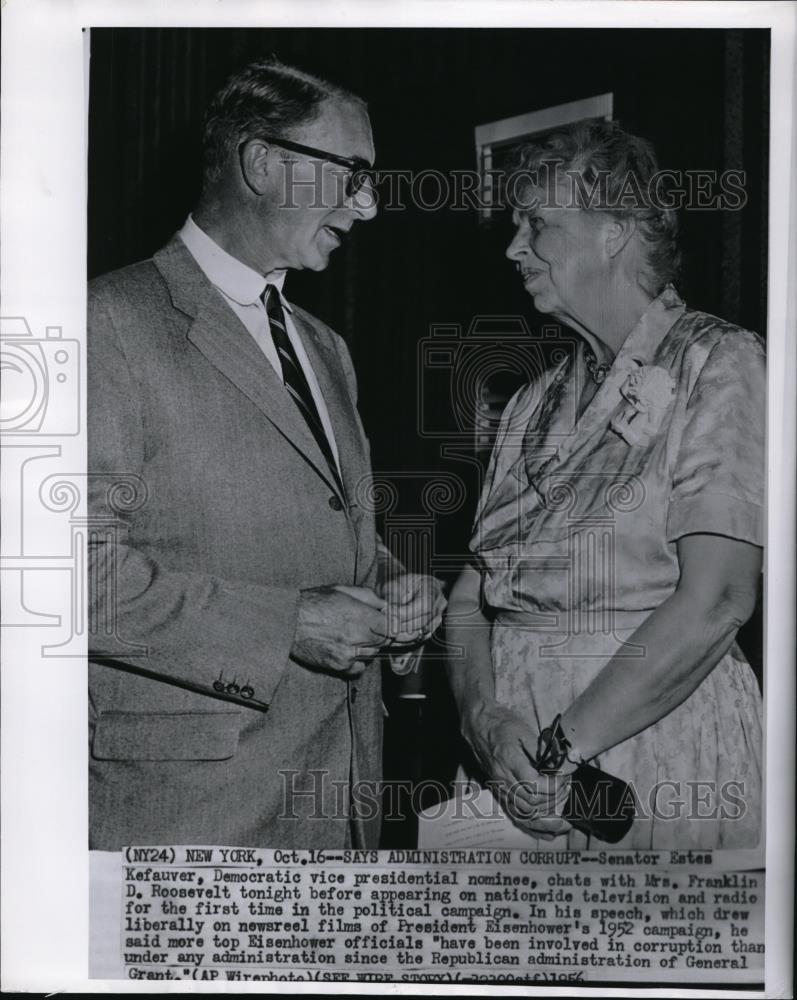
[506,229,528,262]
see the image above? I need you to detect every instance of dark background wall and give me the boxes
[88,28,769,838]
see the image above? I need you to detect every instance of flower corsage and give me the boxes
[609,364,675,447]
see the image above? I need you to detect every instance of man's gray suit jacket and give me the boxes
[88,235,383,850]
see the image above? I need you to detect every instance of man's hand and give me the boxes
[291,585,391,677]
[465,701,573,840]
[378,573,446,648]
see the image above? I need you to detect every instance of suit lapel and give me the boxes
[154,237,342,496]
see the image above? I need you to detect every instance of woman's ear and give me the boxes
[239,139,271,195]
[604,216,637,259]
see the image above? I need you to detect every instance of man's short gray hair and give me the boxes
[201,56,366,187]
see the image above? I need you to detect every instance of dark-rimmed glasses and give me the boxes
[255,133,375,198]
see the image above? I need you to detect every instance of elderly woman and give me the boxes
[445,120,764,848]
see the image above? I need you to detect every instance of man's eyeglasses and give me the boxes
[256,133,375,198]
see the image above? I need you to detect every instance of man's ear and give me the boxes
[604,216,637,259]
[239,139,271,195]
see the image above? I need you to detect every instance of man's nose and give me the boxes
[348,175,378,221]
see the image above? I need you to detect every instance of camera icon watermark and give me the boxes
[417,316,579,452]
[0,317,80,435]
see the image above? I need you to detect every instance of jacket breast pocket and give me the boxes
[91,710,241,761]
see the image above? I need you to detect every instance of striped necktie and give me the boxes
[262,284,343,495]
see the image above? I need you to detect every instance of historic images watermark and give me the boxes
[11,308,654,666]
[276,160,748,214]
[278,770,749,825]
[412,314,652,660]
[1,305,653,673]
[0,315,88,653]
[1,316,80,436]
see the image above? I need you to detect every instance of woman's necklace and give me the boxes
[583,346,612,384]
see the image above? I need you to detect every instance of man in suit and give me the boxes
[88,57,444,849]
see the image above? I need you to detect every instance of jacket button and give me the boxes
[226,682,240,695]
[328,495,344,511]
[213,680,226,693]
[240,686,254,700]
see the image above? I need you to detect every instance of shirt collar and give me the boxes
[178,215,293,312]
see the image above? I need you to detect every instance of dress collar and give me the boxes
[178,215,293,312]
[611,283,686,370]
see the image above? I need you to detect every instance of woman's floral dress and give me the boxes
[469,286,765,848]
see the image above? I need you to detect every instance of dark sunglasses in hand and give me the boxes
[256,133,376,198]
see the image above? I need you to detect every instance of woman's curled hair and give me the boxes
[507,119,681,295]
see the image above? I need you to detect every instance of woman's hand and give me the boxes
[464,700,573,839]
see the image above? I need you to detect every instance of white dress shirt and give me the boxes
[178,215,342,475]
